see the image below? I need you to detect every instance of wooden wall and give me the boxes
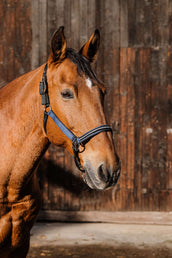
[0,0,31,87]
[0,0,172,212]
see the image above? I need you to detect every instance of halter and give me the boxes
[39,64,113,172]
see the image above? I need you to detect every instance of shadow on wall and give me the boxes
[37,155,92,196]
[36,145,119,213]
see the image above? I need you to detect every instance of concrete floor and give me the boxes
[28,222,172,257]
[30,222,172,248]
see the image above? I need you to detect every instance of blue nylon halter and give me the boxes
[40,64,113,172]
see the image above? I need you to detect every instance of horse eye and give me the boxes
[61,89,74,99]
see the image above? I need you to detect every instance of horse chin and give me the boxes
[82,172,106,190]
[82,162,117,190]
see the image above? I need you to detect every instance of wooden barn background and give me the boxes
[0,0,172,219]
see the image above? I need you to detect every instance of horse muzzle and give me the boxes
[83,162,121,190]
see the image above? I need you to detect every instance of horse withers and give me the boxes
[0,27,120,257]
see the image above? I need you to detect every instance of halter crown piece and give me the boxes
[39,64,113,172]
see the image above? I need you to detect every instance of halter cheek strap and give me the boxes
[39,64,113,172]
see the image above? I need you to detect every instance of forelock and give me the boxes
[66,48,100,84]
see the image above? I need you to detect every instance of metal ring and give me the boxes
[44,105,52,112]
[78,144,85,153]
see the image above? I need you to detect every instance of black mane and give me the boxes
[66,48,101,84]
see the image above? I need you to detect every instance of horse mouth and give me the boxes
[82,162,120,190]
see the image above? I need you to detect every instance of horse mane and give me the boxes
[66,48,102,85]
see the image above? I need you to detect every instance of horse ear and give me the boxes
[49,26,67,63]
[79,29,100,62]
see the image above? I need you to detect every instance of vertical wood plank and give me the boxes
[119,48,128,198]
[143,0,152,45]
[169,0,172,45]
[71,0,80,49]
[47,0,57,51]
[95,0,105,83]
[103,0,120,117]
[55,0,65,26]
[64,0,71,45]
[79,0,88,47]
[120,0,128,47]
[39,0,48,64]
[167,49,172,189]
[135,0,145,46]
[87,0,96,36]
[0,0,31,84]
[126,48,135,191]
[151,0,168,46]
[31,0,40,69]
[133,49,144,209]
[158,48,168,192]
[158,0,168,46]
[128,0,136,46]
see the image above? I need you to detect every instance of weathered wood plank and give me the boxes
[167,49,172,190]
[47,0,58,51]
[169,0,172,45]
[150,49,166,208]
[128,0,136,46]
[0,0,31,83]
[119,48,128,199]
[79,0,88,47]
[103,0,120,126]
[31,0,40,69]
[95,0,105,83]
[132,49,144,210]
[120,0,128,47]
[87,0,96,36]
[39,0,48,64]
[143,0,152,45]
[126,49,135,191]
[71,0,80,49]
[64,0,71,45]
[158,0,168,46]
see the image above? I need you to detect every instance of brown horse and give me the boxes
[0,27,120,257]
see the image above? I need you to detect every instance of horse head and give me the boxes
[42,26,120,190]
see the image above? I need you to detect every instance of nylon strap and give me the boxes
[77,125,112,144]
[46,110,77,143]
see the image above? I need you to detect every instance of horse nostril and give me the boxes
[98,164,110,183]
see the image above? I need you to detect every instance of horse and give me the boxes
[0,26,120,257]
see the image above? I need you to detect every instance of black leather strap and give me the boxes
[43,111,49,134]
[39,64,50,106]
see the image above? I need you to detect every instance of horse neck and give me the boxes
[1,65,49,168]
